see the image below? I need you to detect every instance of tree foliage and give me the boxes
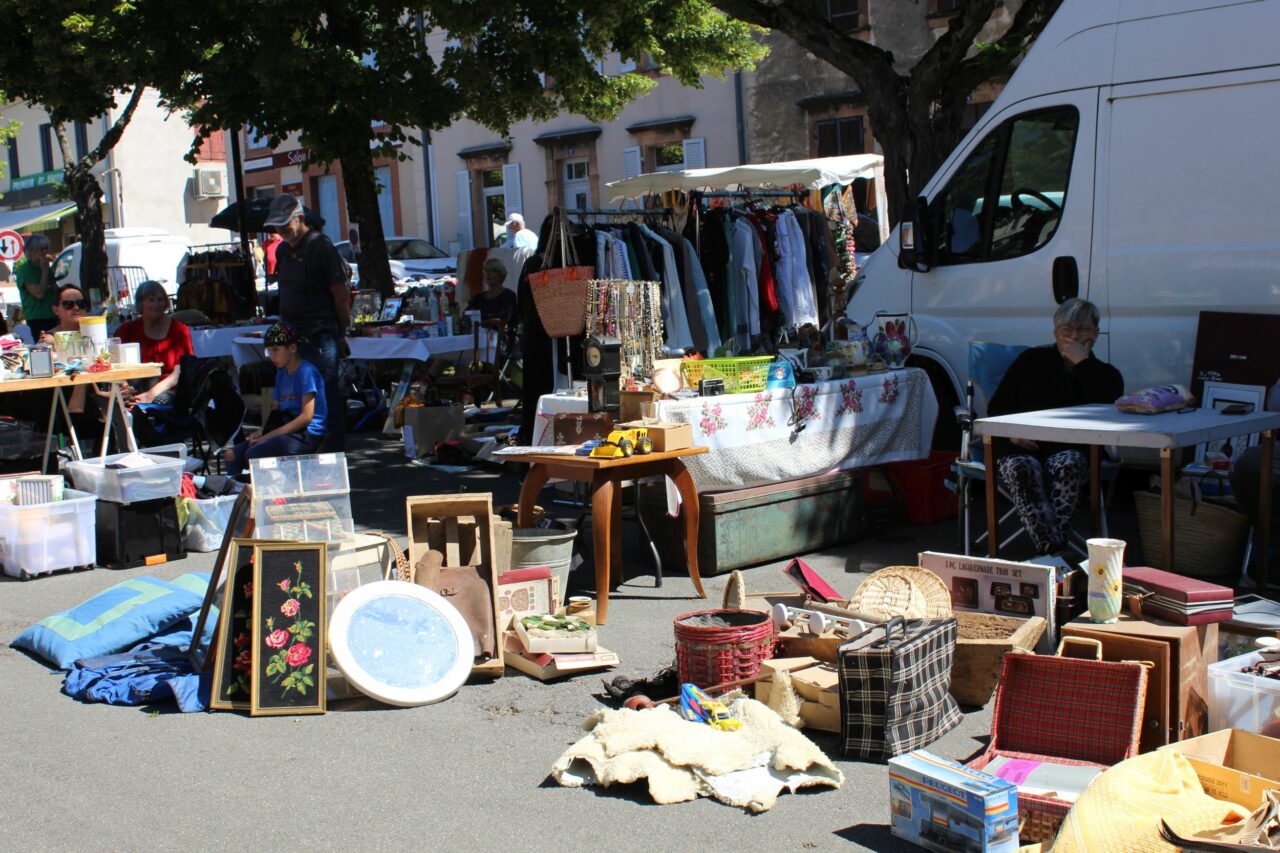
[714,0,1062,226]
[167,1,766,293]
[0,1,193,292]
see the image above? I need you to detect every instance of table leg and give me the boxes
[56,390,83,463]
[41,388,60,474]
[984,435,998,557]
[671,462,707,600]
[591,476,616,625]
[610,480,623,588]
[1090,444,1102,534]
[516,464,550,528]
[1260,429,1274,590]
[1161,447,1174,571]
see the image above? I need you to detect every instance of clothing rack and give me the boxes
[564,207,673,219]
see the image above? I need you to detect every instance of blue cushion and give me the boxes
[11,573,210,670]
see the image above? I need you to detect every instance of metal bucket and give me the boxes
[510,528,578,596]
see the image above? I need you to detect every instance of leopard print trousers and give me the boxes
[997,449,1088,554]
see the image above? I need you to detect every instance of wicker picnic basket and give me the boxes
[849,566,953,621]
[966,653,1148,843]
[674,609,776,689]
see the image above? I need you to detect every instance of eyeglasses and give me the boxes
[1056,323,1098,336]
[59,299,89,310]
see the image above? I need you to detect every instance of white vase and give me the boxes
[1086,538,1126,624]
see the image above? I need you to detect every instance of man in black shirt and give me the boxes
[263,194,350,451]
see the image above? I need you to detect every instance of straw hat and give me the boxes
[849,566,952,621]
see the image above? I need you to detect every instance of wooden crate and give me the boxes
[405,493,504,679]
[951,611,1046,707]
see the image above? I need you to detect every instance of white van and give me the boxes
[54,227,193,303]
[850,0,1280,421]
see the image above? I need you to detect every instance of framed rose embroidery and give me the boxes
[250,542,328,716]
[209,538,259,712]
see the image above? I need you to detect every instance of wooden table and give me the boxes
[975,404,1280,586]
[511,446,709,624]
[0,363,162,472]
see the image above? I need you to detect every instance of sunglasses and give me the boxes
[59,299,89,310]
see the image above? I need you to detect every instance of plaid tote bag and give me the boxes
[837,616,963,761]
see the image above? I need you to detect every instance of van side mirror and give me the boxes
[899,195,933,272]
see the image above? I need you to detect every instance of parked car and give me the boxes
[848,0,1280,422]
[53,228,192,304]
[335,236,455,280]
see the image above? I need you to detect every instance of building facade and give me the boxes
[0,88,228,253]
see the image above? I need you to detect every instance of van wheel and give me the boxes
[907,356,961,452]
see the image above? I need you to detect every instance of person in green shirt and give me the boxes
[15,234,58,337]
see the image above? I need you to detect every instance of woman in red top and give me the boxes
[117,280,194,405]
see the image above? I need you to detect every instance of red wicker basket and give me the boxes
[673,609,776,689]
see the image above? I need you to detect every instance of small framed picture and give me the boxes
[951,576,979,609]
[250,542,328,716]
[1020,582,1040,600]
[380,297,402,322]
[990,581,1013,598]
[1195,381,1266,467]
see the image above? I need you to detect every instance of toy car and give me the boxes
[589,428,653,458]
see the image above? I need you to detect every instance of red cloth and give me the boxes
[116,318,195,378]
[263,235,282,275]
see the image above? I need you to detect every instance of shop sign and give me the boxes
[8,170,61,192]
[271,148,312,169]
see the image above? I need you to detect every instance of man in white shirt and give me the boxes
[505,212,539,251]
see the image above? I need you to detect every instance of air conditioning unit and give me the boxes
[194,168,227,199]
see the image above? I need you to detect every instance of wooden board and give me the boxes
[405,493,504,679]
[0,363,161,393]
[951,612,1046,707]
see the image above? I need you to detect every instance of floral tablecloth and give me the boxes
[533,367,937,491]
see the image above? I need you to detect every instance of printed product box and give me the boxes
[889,750,1020,853]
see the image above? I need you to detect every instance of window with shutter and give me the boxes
[455,170,474,252]
[826,0,861,31]
[39,123,55,172]
[6,142,18,179]
[814,116,866,157]
[502,162,523,219]
[682,137,706,169]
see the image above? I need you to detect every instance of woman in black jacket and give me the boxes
[988,298,1125,554]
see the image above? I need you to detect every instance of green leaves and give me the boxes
[287,619,315,645]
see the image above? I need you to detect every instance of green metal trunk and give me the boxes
[637,470,865,576]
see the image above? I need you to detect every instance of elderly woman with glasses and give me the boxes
[988,298,1125,555]
[115,280,194,405]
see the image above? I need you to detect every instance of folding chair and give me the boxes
[140,355,249,473]
[948,341,1115,557]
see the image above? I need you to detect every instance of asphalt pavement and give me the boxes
[0,433,994,851]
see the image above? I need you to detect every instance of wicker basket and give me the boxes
[849,566,954,621]
[1133,490,1250,579]
[680,356,773,394]
[674,609,776,689]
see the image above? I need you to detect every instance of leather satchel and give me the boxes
[552,412,614,445]
[414,553,496,660]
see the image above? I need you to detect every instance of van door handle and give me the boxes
[1052,256,1079,304]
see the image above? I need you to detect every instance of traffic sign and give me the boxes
[0,230,23,262]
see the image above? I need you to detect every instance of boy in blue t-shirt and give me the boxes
[224,322,328,477]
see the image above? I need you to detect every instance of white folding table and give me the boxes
[975,404,1280,586]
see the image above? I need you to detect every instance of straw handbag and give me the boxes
[1133,489,1250,579]
[528,208,593,338]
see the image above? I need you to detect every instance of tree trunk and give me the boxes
[339,152,394,297]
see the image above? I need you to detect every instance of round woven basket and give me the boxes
[849,566,953,621]
[673,609,775,689]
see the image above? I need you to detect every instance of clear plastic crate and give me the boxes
[0,419,43,461]
[249,453,350,498]
[66,450,184,504]
[1208,650,1280,734]
[0,489,97,578]
[254,493,354,543]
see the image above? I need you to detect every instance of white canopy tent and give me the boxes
[605,153,888,243]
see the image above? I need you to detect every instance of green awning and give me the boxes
[0,201,76,232]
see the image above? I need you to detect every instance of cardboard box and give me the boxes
[619,389,658,423]
[502,631,618,680]
[401,404,464,459]
[1163,729,1280,810]
[888,751,1020,853]
[618,420,693,452]
[920,552,1059,654]
[514,614,598,653]
[496,566,558,632]
[755,657,841,732]
[1065,612,1219,743]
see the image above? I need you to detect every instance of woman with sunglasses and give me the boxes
[37,284,92,343]
[988,298,1125,555]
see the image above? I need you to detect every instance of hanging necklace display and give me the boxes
[586,279,664,388]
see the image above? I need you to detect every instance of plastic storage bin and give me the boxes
[96,497,186,569]
[0,489,97,578]
[66,450,184,504]
[884,451,961,525]
[250,453,353,543]
[1208,651,1280,734]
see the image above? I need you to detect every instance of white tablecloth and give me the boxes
[191,325,270,359]
[231,332,475,369]
[534,367,937,491]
